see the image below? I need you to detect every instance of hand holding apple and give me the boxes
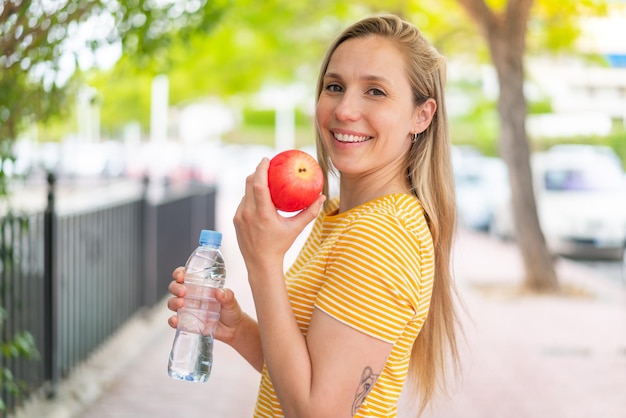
[267,149,324,212]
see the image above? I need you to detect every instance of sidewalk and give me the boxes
[421,230,626,418]
[15,181,626,418]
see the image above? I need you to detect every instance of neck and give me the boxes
[338,175,411,213]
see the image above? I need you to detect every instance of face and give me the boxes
[316,35,420,183]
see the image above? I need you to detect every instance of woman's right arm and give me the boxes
[167,267,264,373]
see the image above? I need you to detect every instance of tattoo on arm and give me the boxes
[352,366,379,415]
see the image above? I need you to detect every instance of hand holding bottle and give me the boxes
[167,267,245,346]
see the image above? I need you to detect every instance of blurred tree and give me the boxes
[87,0,356,135]
[88,1,483,135]
[455,0,606,292]
[0,0,229,186]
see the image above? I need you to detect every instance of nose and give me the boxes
[334,91,360,122]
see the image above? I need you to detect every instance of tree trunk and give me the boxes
[457,0,559,291]
[490,37,558,292]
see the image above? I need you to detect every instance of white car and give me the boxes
[490,145,626,260]
[453,151,509,231]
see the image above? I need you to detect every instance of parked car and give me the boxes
[453,147,509,231]
[490,145,626,260]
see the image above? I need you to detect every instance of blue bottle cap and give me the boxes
[199,230,222,246]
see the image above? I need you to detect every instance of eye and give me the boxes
[366,87,386,96]
[325,83,343,93]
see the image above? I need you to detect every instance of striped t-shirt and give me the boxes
[254,193,435,417]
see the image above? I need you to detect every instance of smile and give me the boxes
[333,132,372,143]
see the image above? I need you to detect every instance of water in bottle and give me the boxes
[168,229,226,382]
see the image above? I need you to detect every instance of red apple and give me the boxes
[268,149,324,212]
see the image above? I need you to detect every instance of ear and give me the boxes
[412,98,437,134]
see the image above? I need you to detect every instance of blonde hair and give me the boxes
[314,14,461,415]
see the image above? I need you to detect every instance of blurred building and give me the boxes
[525,2,626,137]
[458,2,626,138]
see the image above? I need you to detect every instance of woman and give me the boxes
[168,14,461,417]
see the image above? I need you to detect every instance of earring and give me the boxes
[412,132,419,143]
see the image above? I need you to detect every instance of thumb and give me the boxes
[296,194,326,225]
[216,288,238,309]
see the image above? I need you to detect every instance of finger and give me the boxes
[253,157,270,179]
[255,157,270,179]
[167,295,185,312]
[292,194,326,227]
[172,266,185,283]
[241,160,266,201]
[217,289,242,325]
[215,287,231,304]
[168,281,187,297]
[236,159,274,226]
[307,194,326,216]
[168,315,178,329]
[236,162,265,217]
[250,158,273,208]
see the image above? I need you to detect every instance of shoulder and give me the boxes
[343,194,431,245]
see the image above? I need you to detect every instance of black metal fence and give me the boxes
[0,175,217,415]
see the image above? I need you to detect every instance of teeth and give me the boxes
[333,132,371,143]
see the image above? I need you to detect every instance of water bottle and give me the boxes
[168,229,226,382]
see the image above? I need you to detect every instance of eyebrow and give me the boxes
[324,72,391,84]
